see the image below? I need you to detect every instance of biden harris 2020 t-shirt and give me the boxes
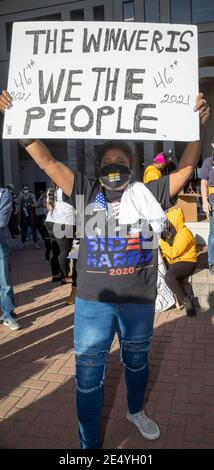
[66,173,172,304]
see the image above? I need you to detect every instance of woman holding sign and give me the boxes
[0,90,209,449]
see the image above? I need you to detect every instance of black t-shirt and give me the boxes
[67,173,172,304]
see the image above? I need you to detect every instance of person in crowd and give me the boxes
[18,184,40,250]
[66,236,79,305]
[6,184,19,237]
[200,136,214,274]
[45,182,74,283]
[36,190,46,235]
[36,190,51,261]
[159,207,197,316]
[0,186,21,330]
[143,152,166,184]
[0,90,209,448]
[163,149,178,174]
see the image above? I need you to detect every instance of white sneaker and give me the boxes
[34,242,40,249]
[3,318,21,331]
[127,410,160,440]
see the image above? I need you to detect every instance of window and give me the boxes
[70,9,84,21]
[135,143,144,181]
[43,139,68,162]
[34,182,47,199]
[93,5,105,21]
[144,0,160,22]
[94,144,102,178]
[123,1,135,22]
[18,139,68,162]
[6,13,61,53]
[170,0,191,24]
[156,141,163,154]
[192,0,214,23]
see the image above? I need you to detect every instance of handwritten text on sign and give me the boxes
[3,22,199,141]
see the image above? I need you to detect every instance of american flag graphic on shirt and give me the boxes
[94,192,121,232]
[111,200,120,220]
[94,192,106,210]
[94,192,120,219]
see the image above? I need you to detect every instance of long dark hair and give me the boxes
[47,181,58,212]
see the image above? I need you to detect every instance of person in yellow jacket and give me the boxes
[159,207,197,317]
[143,152,166,184]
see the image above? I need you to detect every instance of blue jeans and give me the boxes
[0,242,15,320]
[208,197,214,265]
[74,297,155,449]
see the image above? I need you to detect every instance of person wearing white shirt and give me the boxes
[45,183,74,283]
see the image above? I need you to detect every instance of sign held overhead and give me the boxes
[3,21,199,141]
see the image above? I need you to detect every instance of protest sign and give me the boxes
[3,21,199,141]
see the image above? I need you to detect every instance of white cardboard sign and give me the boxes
[3,21,199,141]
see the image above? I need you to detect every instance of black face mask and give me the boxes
[99,163,131,190]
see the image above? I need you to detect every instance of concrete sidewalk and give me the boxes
[0,246,213,449]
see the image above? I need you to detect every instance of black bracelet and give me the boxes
[18,139,36,149]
